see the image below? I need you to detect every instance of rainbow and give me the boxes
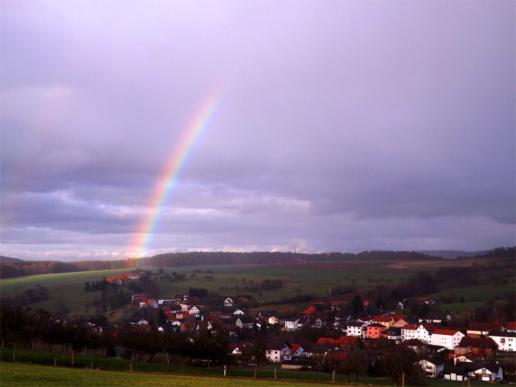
[129,91,221,259]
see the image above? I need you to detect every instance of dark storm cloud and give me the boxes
[0,0,514,259]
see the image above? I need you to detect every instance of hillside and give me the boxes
[0,256,24,263]
[1,247,512,280]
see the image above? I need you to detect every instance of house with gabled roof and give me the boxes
[456,336,497,357]
[284,317,302,332]
[266,340,291,363]
[235,316,254,329]
[466,322,503,337]
[444,361,504,383]
[488,331,516,352]
[430,329,465,350]
[419,357,444,378]
[366,323,385,339]
[384,327,402,342]
[223,297,234,307]
[346,321,365,337]
[401,323,432,343]
[371,315,394,327]
[505,321,516,333]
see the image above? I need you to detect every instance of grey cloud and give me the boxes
[0,0,514,259]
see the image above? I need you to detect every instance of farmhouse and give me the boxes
[444,360,504,383]
[223,297,234,307]
[235,316,254,329]
[488,331,516,352]
[284,318,302,332]
[466,322,503,337]
[346,322,365,337]
[371,315,394,327]
[505,321,516,333]
[266,341,284,363]
[401,323,432,343]
[455,336,497,357]
[384,327,402,342]
[470,363,504,382]
[419,358,444,378]
[105,272,144,284]
[430,329,465,350]
[366,323,385,339]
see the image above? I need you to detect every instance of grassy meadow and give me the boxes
[0,257,512,317]
[0,356,491,387]
[0,361,330,387]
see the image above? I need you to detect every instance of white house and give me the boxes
[232,309,246,316]
[430,329,465,350]
[472,364,504,382]
[291,344,305,358]
[488,331,516,352]
[385,327,402,342]
[281,344,292,361]
[505,322,516,333]
[224,297,234,307]
[346,322,365,337]
[188,305,201,315]
[284,318,302,332]
[235,316,254,329]
[268,315,279,325]
[419,359,444,378]
[402,324,431,343]
[266,343,283,363]
[229,344,245,356]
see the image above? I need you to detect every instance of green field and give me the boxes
[0,261,412,315]
[0,269,128,316]
[0,362,330,387]
[0,360,493,387]
[0,258,512,317]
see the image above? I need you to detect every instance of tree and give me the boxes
[352,294,364,314]
[383,343,425,386]
[343,344,368,382]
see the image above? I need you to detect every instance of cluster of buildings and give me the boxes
[105,271,145,285]
[108,273,514,383]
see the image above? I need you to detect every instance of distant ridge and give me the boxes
[418,250,484,259]
[1,247,512,279]
[0,256,25,263]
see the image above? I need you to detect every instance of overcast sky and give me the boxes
[1,0,514,260]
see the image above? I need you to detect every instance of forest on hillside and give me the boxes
[0,247,513,279]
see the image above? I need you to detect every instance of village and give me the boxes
[101,271,515,383]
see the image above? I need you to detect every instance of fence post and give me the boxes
[224,365,227,377]
[274,367,277,380]
[332,369,336,383]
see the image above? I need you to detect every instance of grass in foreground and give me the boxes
[0,351,492,387]
[0,361,336,387]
